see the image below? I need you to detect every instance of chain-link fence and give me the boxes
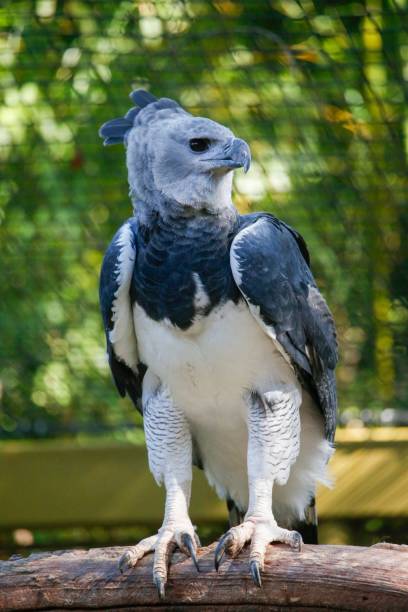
[1,0,407,438]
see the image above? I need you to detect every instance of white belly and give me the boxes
[134,299,295,405]
[134,300,332,516]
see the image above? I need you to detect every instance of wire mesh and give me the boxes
[0,0,407,437]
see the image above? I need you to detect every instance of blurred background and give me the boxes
[0,0,407,557]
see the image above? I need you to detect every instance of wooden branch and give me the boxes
[1,543,407,611]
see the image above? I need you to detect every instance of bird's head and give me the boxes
[99,90,251,215]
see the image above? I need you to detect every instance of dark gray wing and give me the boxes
[230,214,338,441]
[99,217,145,411]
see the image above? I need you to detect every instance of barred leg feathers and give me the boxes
[119,370,200,599]
[215,386,304,586]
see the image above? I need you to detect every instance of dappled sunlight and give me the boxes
[0,3,406,561]
[0,0,406,439]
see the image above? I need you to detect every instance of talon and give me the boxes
[214,532,233,571]
[292,531,303,552]
[250,559,262,588]
[153,573,166,600]
[181,533,200,572]
[118,552,131,573]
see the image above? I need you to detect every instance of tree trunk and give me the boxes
[1,542,407,611]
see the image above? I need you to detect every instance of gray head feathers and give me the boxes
[100,88,250,219]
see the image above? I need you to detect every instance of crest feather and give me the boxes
[99,89,159,146]
[129,89,157,107]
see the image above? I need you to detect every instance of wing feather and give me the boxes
[230,214,338,441]
[99,218,144,410]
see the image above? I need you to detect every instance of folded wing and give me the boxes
[99,218,145,411]
[230,214,338,441]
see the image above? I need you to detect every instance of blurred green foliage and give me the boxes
[0,0,407,437]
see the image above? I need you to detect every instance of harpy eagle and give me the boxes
[99,90,337,597]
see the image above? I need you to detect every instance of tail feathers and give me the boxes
[293,497,318,544]
[227,498,245,527]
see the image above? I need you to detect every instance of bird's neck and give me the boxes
[132,194,239,233]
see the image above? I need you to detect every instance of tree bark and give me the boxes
[0,542,407,611]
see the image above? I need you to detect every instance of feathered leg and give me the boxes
[215,386,303,586]
[119,371,199,599]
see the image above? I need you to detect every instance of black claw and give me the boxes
[292,531,303,552]
[181,533,200,572]
[250,560,262,588]
[153,574,166,600]
[214,532,232,571]
[118,553,129,574]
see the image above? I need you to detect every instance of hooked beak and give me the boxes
[205,138,251,173]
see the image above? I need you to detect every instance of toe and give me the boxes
[118,534,157,572]
[152,531,176,599]
[275,527,303,551]
[215,522,256,570]
[290,530,303,552]
[249,525,268,579]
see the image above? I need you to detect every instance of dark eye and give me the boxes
[189,138,211,152]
